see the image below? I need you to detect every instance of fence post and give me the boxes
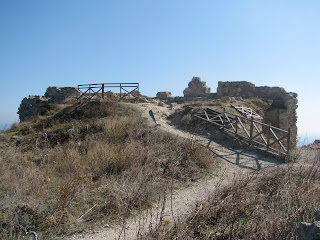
[266,126,271,151]
[249,116,254,144]
[287,128,291,155]
[235,117,238,136]
[102,84,104,99]
[120,83,122,101]
[223,108,226,129]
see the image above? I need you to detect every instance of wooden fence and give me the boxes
[194,108,291,157]
[76,83,139,102]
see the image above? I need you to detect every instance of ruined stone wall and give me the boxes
[44,87,78,103]
[156,92,172,100]
[217,81,298,146]
[18,87,78,122]
[183,77,211,97]
[18,95,50,122]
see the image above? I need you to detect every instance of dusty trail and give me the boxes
[70,102,280,240]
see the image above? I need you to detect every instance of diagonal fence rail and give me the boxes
[194,108,291,157]
[76,83,139,102]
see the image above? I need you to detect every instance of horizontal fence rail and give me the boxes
[77,83,139,102]
[194,108,291,157]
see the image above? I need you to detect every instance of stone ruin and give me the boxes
[217,81,298,146]
[44,86,78,104]
[156,92,172,100]
[18,87,77,121]
[183,77,211,97]
[156,77,298,147]
[19,78,298,146]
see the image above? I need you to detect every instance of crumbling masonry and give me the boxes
[178,78,298,146]
[19,78,298,146]
[18,87,78,121]
[217,81,298,146]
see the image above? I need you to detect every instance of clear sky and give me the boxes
[1,0,319,144]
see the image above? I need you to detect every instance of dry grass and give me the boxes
[0,100,217,239]
[147,152,320,240]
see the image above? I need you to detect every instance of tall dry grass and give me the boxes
[147,151,320,240]
[0,100,217,239]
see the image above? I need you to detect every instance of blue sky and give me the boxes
[1,0,319,144]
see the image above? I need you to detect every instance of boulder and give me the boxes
[296,221,320,240]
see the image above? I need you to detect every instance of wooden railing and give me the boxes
[194,108,291,157]
[76,83,139,102]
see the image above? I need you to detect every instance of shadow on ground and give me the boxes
[205,135,280,171]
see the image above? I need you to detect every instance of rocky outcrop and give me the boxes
[156,92,172,100]
[217,81,298,147]
[183,77,211,97]
[18,86,78,122]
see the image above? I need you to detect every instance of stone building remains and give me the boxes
[217,81,298,146]
[18,87,77,121]
[156,92,172,100]
[18,77,298,146]
[179,77,298,146]
[183,77,211,97]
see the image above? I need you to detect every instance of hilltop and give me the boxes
[1,79,319,239]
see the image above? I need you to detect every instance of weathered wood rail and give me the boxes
[194,108,291,157]
[76,83,139,102]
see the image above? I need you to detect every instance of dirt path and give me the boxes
[69,102,280,240]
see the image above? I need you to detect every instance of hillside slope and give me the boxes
[0,100,217,239]
[70,101,281,240]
